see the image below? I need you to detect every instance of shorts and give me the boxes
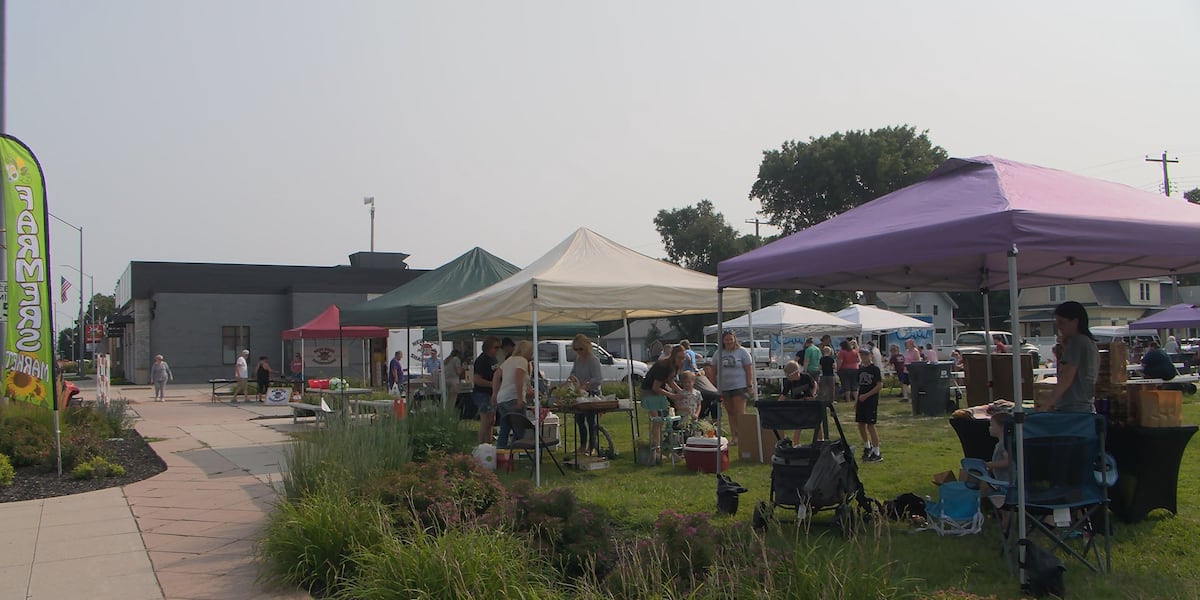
[234,377,248,393]
[897,372,910,385]
[721,387,749,401]
[855,394,879,424]
[472,391,495,415]
[837,369,858,393]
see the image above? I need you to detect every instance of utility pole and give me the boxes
[1145,151,1179,197]
[744,218,770,311]
[744,218,767,239]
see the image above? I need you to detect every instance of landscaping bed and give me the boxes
[0,429,165,503]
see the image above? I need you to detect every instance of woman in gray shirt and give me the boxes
[1048,301,1099,413]
[150,354,173,402]
[569,334,605,455]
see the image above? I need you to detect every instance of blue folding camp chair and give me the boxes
[925,481,984,536]
[966,412,1115,575]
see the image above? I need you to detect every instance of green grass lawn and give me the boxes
[495,388,1200,599]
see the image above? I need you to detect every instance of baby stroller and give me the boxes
[751,399,875,536]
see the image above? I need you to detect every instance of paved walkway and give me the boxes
[1,384,314,600]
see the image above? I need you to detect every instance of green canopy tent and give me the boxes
[340,247,597,404]
[341,247,520,328]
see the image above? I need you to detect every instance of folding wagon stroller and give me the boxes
[751,399,876,536]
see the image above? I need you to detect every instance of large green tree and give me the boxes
[750,125,948,233]
[654,200,757,275]
[1185,187,1200,204]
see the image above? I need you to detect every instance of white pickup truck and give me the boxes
[703,340,775,367]
[536,340,649,385]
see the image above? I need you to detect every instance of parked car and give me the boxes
[536,340,649,385]
[953,331,1040,364]
[691,343,719,367]
[703,339,775,367]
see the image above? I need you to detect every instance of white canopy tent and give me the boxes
[703,302,861,338]
[438,228,752,484]
[834,304,935,333]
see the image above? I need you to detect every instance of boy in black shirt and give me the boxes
[855,349,883,463]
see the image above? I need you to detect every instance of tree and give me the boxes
[654,200,758,275]
[58,328,76,359]
[750,125,948,233]
[85,293,117,324]
[1185,187,1200,205]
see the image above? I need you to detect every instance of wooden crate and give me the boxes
[963,353,1035,406]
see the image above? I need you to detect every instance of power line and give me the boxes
[1145,151,1180,197]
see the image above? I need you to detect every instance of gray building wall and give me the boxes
[128,291,377,384]
[147,292,289,383]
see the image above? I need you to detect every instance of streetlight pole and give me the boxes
[59,264,94,353]
[49,213,83,373]
[363,196,375,252]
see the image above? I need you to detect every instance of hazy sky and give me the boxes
[6,1,1199,330]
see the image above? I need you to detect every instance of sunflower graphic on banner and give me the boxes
[1,135,55,410]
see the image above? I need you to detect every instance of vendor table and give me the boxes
[1107,425,1197,523]
[949,415,1197,523]
[208,378,291,402]
[553,402,637,469]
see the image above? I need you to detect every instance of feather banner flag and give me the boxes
[2,135,56,411]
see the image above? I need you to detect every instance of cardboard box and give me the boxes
[736,414,779,463]
[1137,390,1183,428]
[932,470,956,486]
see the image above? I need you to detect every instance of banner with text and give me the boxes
[1,136,55,410]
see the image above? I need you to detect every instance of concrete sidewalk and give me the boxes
[2,383,313,600]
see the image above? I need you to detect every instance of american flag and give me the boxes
[61,276,72,303]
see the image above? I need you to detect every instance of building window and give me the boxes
[222,326,251,364]
[915,304,922,314]
[1138,282,1151,301]
[933,305,939,316]
[1049,286,1067,302]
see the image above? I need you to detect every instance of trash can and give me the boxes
[716,474,748,515]
[910,362,953,417]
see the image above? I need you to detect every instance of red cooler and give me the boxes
[684,436,730,473]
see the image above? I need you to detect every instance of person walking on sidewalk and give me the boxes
[255,356,273,402]
[233,350,250,403]
[150,354,173,402]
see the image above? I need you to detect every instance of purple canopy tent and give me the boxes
[1130,303,1200,330]
[717,155,1200,586]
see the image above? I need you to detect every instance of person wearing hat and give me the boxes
[233,349,250,403]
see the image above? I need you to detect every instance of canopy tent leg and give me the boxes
[532,284,541,487]
[625,312,637,443]
[715,289,725,478]
[983,289,994,404]
[747,306,757,405]
[438,330,446,408]
[1008,247,1029,591]
[405,328,412,406]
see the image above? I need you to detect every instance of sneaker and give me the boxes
[861,447,871,461]
[865,453,883,463]
[231,399,239,404]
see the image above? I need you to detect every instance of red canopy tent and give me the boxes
[282,305,388,386]
[282,305,388,339]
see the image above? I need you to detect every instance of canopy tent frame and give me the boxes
[438,228,751,485]
[717,155,1200,590]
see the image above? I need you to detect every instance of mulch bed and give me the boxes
[0,430,167,503]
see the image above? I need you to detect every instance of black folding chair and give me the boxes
[505,412,565,477]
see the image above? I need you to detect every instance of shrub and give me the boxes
[98,398,132,436]
[405,407,473,462]
[487,481,616,579]
[0,414,53,467]
[0,453,14,487]
[257,484,392,597]
[70,456,124,480]
[283,414,413,501]
[334,528,563,600]
[59,423,108,470]
[374,452,507,532]
[650,510,719,578]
